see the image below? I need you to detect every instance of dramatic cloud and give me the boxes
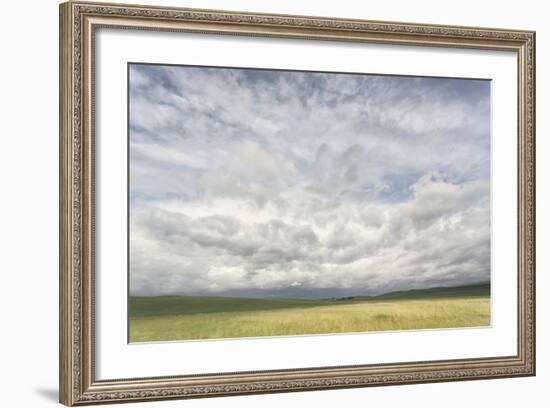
[129,63,491,297]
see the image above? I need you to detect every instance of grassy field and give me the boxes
[129,283,490,342]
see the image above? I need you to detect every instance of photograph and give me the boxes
[128,63,492,343]
[57,2,535,404]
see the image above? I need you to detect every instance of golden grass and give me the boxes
[129,296,490,342]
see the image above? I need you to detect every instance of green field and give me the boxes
[129,283,490,342]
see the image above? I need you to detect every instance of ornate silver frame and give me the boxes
[59,1,536,405]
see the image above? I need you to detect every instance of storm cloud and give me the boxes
[129,64,491,297]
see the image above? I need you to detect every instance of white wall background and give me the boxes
[0,0,545,407]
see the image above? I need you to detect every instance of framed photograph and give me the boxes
[59,1,536,405]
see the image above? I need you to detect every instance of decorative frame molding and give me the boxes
[59,1,535,405]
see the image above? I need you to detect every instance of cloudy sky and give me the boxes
[128,63,491,297]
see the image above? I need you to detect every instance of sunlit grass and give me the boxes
[129,296,490,342]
